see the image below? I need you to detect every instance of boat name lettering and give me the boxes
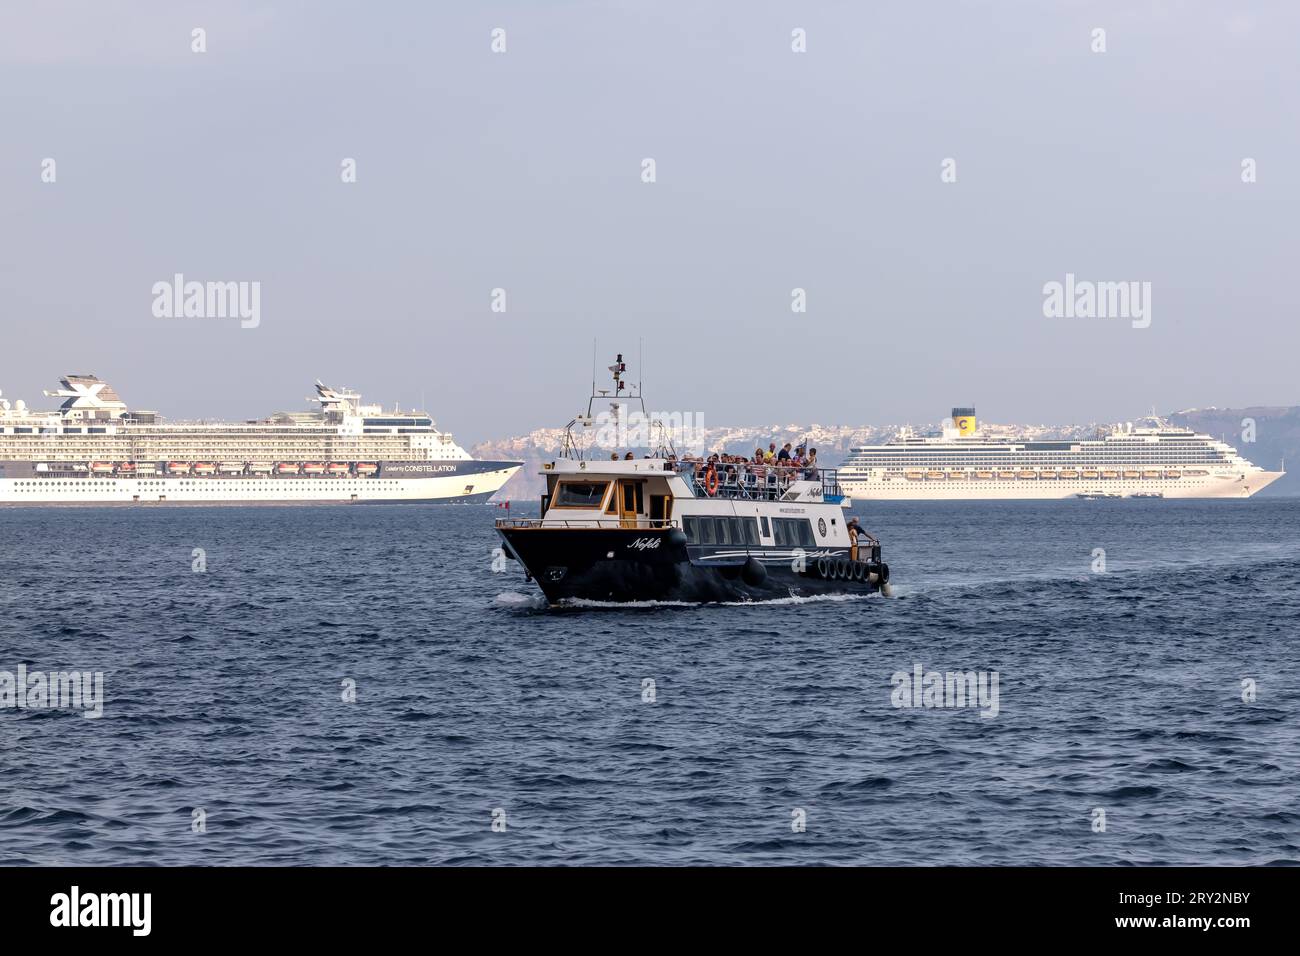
[628,537,661,551]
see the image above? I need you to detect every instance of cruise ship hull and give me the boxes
[0,460,519,504]
[841,470,1284,500]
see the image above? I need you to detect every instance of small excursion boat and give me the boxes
[495,354,889,605]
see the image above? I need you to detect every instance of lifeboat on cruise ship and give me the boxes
[1018,471,1037,479]
[1059,470,1079,479]
[193,463,217,475]
[1123,470,1141,479]
[974,471,994,479]
[1141,469,1161,479]
[116,462,136,474]
[276,463,301,475]
[997,470,1016,479]
[1164,470,1181,479]
[166,462,191,475]
[904,470,924,480]
[1185,469,1208,477]
[355,463,378,475]
[90,462,114,474]
[1081,469,1099,479]
[301,463,326,475]
[926,470,945,479]
[1100,470,1118,479]
[218,462,245,474]
[247,462,274,474]
[947,471,968,480]
[327,462,350,475]
[1040,472,1059,480]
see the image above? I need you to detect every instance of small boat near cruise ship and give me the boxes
[495,355,889,605]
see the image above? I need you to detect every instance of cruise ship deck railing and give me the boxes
[669,461,844,502]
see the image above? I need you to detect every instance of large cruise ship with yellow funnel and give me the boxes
[838,407,1283,500]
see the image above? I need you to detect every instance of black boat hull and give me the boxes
[497,526,888,604]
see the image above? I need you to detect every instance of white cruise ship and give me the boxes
[0,375,520,504]
[838,407,1283,500]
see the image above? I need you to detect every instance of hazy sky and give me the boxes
[2,1,1297,443]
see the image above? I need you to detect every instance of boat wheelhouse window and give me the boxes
[552,480,609,508]
[760,516,771,538]
[772,517,815,548]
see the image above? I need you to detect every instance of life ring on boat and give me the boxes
[704,466,720,496]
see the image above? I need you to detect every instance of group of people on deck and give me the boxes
[666,441,821,493]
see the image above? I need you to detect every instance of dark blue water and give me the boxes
[1,500,1297,865]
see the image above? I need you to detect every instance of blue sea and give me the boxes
[1,499,1297,866]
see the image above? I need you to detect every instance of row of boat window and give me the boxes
[683,516,816,548]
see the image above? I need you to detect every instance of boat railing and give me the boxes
[668,461,845,502]
[496,517,682,530]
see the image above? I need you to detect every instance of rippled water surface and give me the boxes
[0,499,1297,865]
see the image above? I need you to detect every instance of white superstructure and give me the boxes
[0,374,520,504]
[838,407,1283,500]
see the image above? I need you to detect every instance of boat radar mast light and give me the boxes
[562,352,672,459]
